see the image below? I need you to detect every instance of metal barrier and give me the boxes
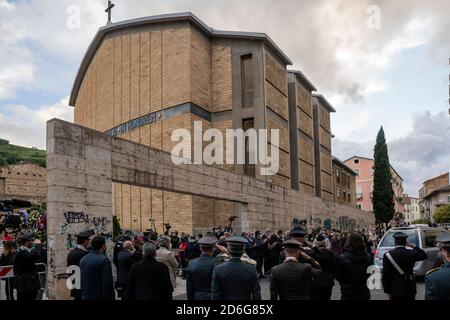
[0,263,47,300]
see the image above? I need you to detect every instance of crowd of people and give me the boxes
[1,224,449,300]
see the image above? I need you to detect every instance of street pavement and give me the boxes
[0,272,425,300]
[173,277,426,300]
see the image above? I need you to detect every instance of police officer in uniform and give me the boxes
[270,239,321,300]
[67,230,93,300]
[212,236,261,300]
[280,228,320,268]
[186,234,217,300]
[425,233,450,300]
[382,232,427,300]
[13,232,40,300]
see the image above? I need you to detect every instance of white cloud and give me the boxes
[1,0,449,105]
[0,97,73,149]
[333,110,450,196]
[0,0,449,190]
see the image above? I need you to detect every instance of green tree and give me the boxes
[412,218,430,225]
[434,205,450,224]
[372,127,395,225]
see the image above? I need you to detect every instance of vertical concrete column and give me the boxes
[46,119,113,300]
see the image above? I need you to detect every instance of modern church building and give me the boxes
[69,12,364,234]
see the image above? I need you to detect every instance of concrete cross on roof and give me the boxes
[105,0,115,24]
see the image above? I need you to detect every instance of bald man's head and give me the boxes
[123,240,134,251]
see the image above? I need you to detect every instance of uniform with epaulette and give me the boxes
[66,230,93,300]
[13,232,40,300]
[279,228,321,268]
[211,236,261,300]
[382,232,428,300]
[186,235,218,300]
[270,239,321,300]
[425,233,450,300]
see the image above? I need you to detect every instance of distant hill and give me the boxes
[0,138,46,167]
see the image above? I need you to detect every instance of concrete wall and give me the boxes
[46,118,375,299]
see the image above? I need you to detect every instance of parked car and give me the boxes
[374,225,449,276]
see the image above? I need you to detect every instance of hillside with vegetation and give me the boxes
[0,138,46,167]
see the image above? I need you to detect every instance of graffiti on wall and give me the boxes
[64,211,89,224]
[92,217,111,235]
[59,212,112,250]
[338,216,356,232]
[292,218,307,229]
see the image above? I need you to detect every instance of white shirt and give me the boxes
[19,246,31,252]
[75,245,88,251]
[284,257,298,263]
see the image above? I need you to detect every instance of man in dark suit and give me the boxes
[425,233,450,300]
[79,235,115,300]
[270,239,321,300]
[13,232,41,300]
[67,230,93,300]
[126,242,173,300]
[116,240,134,299]
[212,236,261,300]
[382,232,427,300]
[186,235,217,300]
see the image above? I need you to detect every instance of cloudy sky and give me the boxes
[0,0,449,195]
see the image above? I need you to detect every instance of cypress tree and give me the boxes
[372,127,395,225]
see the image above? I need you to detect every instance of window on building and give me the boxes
[354,159,359,164]
[348,193,351,203]
[243,118,255,177]
[336,169,340,184]
[337,188,340,198]
[241,54,253,108]
[447,195,450,203]
[355,168,360,176]
[356,204,362,210]
[343,191,346,200]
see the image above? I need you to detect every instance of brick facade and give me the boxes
[312,94,335,201]
[0,163,46,204]
[69,13,369,234]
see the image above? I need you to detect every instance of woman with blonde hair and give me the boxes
[156,236,179,289]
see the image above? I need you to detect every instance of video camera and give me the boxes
[0,199,32,213]
[0,199,32,230]
[212,215,238,238]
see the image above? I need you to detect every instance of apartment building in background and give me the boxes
[344,156,404,213]
[332,157,357,207]
[403,195,421,224]
[419,172,450,221]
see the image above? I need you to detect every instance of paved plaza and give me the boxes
[172,277,426,301]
